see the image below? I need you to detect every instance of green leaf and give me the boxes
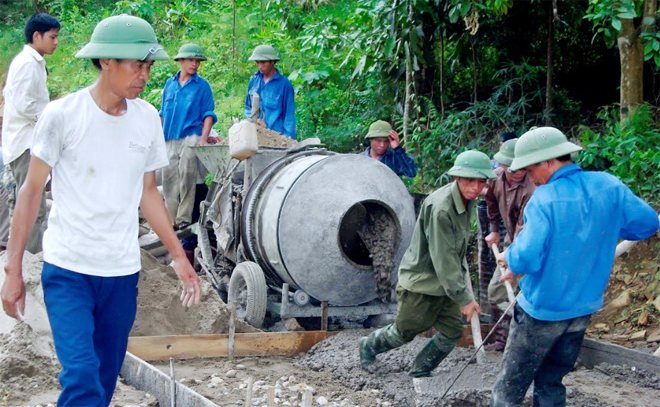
[352,55,366,79]
[617,11,637,19]
[384,35,395,56]
[611,18,622,31]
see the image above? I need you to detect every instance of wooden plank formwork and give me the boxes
[128,330,338,361]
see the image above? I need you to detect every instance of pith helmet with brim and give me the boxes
[75,14,169,61]
[174,43,207,61]
[493,138,517,167]
[366,120,392,139]
[248,44,280,61]
[447,150,497,179]
[510,127,582,171]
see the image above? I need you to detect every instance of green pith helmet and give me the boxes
[510,127,582,171]
[366,120,392,139]
[493,138,517,167]
[76,15,169,61]
[447,150,497,179]
[174,43,207,61]
[248,44,280,61]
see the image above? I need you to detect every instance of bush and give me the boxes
[577,104,660,203]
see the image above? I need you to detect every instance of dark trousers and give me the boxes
[491,303,590,407]
[42,262,139,407]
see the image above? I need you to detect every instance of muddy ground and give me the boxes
[148,329,660,407]
[2,232,659,406]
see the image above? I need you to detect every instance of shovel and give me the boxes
[463,271,485,364]
[490,243,516,304]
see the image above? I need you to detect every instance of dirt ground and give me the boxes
[587,235,660,352]
[0,250,254,406]
[1,232,658,406]
[148,329,660,407]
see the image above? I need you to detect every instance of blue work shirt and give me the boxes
[359,146,418,177]
[244,69,296,139]
[160,72,217,141]
[506,163,659,321]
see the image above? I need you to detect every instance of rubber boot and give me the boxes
[408,332,459,378]
[359,324,407,369]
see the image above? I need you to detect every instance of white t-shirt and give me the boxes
[31,88,168,277]
[2,45,50,164]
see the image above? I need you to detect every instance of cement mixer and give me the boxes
[193,142,416,328]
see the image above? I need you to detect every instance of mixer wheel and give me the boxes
[228,261,267,328]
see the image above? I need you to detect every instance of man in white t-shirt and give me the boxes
[0,146,9,249]
[0,15,201,407]
[2,13,60,253]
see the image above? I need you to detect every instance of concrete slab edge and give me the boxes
[579,338,660,375]
[120,352,219,407]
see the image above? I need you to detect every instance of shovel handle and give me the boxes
[463,271,485,357]
[491,243,516,304]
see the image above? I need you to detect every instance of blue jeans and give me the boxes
[41,262,139,407]
[491,303,590,407]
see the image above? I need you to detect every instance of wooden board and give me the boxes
[579,337,660,375]
[128,330,337,361]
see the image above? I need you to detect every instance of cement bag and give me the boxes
[228,121,258,160]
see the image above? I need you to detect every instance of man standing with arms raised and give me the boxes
[2,13,60,253]
[1,15,201,407]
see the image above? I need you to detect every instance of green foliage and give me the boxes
[0,0,648,197]
[584,0,660,68]
[584,0,639,47]
[404,60,549,191]
[577,104,660,202]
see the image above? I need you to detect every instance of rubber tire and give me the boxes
[228,261,267,328]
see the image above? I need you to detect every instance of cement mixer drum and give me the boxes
[241,152,416,306]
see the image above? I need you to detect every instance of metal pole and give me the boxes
[169,357,176,407]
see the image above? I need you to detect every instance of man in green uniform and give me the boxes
[359,150,496,377]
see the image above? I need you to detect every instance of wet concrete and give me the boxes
[297,329,660,407]
[360,207,399,302]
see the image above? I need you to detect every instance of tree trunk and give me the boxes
[618,0,657,122]
[440,26,445,117]
[403,43,412,143]
[545,1,556,126]
[618,19,644,122]
[472,42,477,103]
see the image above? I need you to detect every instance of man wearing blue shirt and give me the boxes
[491,127,659,407]
[160,44,217,230]
[244,45,296,139]
[359,120,417,178]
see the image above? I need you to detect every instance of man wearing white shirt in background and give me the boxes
[2,13,60,254]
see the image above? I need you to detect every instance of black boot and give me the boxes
[408,332,459,378]
[359,324,407,369]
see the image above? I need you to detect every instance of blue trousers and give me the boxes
[491,303,590,407]
[41,262,139,407]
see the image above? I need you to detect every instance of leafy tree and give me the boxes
[585,0,659,122]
